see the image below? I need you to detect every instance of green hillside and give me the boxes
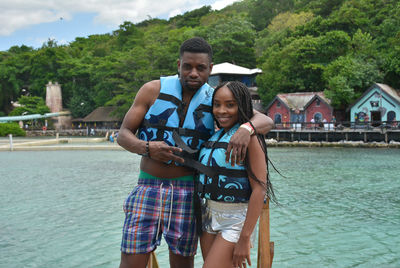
[1,0,399,117]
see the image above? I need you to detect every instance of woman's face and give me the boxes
[213,85,239,131]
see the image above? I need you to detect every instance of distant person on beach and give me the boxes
[117,37,274,268]
[109,132,115,142]
[179,81,275,268]
[310,118,315,129]
[332,115,337,129]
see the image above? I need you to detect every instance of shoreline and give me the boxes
[0,137,122,151]
[1,137,400,151]
[265,139,400,148]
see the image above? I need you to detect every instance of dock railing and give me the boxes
[275,120,400,131]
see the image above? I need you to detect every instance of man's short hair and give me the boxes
[179,37,213,62]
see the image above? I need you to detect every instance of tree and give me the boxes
[206,13,257,67]
[8,95,50,116]
[255,11,314,58]
[297,0,345,17]
[113,21,144,50]
[169,6,212,28]
[323,55,383,108]
[68,92,95,118]
[29,45,68,98]
[0,47,34,113]
[1,0,399,118]
[248,0,295,31]
[257,31,351,105]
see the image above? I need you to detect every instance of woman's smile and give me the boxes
[213,86,239,130]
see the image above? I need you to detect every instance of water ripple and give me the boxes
[1,148,399,267]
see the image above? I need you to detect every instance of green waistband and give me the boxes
[139,170,194,181]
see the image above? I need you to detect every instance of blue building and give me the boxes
[349,83,400,126]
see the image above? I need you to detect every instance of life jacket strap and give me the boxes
[157,93,186,124]
[202,141,228,149]
[198,181,251,201]
[194,104,212,119]
[142,121,211,141]
[157,93,212,126]
[157,92,182,107]
[173,131,247,178]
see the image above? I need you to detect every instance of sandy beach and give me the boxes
[0,136,122,151]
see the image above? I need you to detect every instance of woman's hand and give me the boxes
[232,236,251,268]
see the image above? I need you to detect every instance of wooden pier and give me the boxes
[267,128,400,143]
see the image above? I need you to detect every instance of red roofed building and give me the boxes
[265,92,333,128]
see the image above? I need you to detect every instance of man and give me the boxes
[117,37,274,268]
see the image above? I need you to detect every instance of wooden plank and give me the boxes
[257,200,273,268]
[147,251,159,268]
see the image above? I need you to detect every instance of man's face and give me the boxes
[178,52,213,92]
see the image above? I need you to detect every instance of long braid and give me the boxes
[213,81,277,203]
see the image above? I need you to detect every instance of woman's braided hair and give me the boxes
[212,81,277,203]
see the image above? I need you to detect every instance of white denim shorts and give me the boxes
[202,199,255,243]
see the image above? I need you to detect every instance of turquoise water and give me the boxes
[1,148,399,267]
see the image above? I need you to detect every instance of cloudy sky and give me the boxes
[0,0,238,51]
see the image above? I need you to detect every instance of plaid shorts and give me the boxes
[121,175,197,256]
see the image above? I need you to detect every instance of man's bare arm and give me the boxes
[117,80,158,154]
[250,110,274,135]
[117,80,183,163]
[226,110,274,165]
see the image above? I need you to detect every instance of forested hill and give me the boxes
[1,0,399,118]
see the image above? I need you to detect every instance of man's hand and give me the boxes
[148,141,184,164]
[226,127,251,166]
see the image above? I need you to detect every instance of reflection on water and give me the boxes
[1,148,399,267]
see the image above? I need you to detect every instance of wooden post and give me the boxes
[9,134,13,151]
[257,200,273,268]
[147,251,159,268]
[364,132,367,143]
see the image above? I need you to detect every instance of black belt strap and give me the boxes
[142,122,211,140]
[199,182,251,200]
[202,141,228,150]
[157,93,182,107]
[173,131,198,153]
[173,131,247,178]
[194,104,212,119]
[173,131,251,202]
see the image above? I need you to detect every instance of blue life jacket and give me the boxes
[197,124,251,203]
[139,75,215,162]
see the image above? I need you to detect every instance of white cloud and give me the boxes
[0,7,69,36]
[211,0,239,10]
[0,0,233,36]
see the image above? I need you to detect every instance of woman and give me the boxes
[196,81,275,268]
